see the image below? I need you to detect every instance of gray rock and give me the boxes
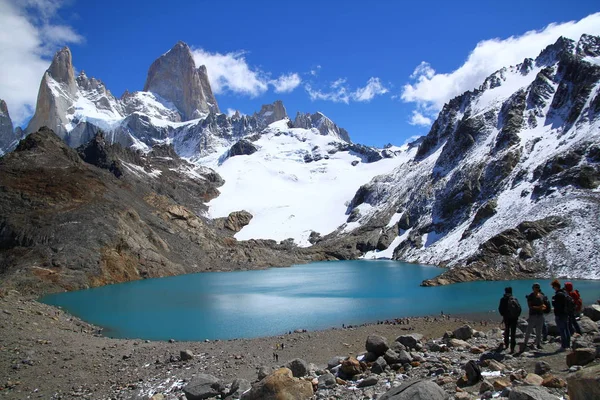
[383,349,402,364]
[257,366,270,380]
[396,349,413,365]
[370,356,387,374]
[379,379,445,400]
[453,325,474,340]
[357,376,378,388]
[228,140,258,158]
[567,363,600,400]
[254,101,288,126]
[227,378,250,399]
[285,358,309,378]
[579,316,599,333]
[566,348,597,367]
[317,373,336,390]
[327,356,345,371]
[183,374,223,400]
[180,350,194,361]
[366,334,389,356]
[535,361,551,375]
[396,334,423,349]
[583,304,600,321]
[293,111,350,143]
[480,379,494,394]
[508,385,560,399]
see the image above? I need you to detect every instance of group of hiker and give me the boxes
[498,279,583,353]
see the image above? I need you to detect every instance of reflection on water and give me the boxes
[40,260,600,341]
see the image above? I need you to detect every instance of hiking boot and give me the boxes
[536,345,543,350]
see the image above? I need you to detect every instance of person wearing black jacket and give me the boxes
[522,283,546,351]
[498,287,520,353]
[551,279,571,351]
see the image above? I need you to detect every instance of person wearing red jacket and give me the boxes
[564,282,582,335]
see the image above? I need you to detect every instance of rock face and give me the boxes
[337,34,600,283]
[26,47,78,139]
[144,41,219,119]
[0,128,334,294]
[293,111,351,143]
[0,99,16,154]
[254,100,288,126]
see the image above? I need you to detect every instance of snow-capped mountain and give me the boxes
[23,42,366,158]
[338,34,600,282]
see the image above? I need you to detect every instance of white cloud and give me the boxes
[0,0,83,126]
[353,77,388,102]
[270,73,301,93]
[192,48,268,97]
[408,111,432,126]
[306,77,388,104]
[192,48,302,97]
[401,12,600,120]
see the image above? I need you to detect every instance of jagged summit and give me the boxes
[143,41,219,119]
[293,111,351,143]
[47,46,77,94]
[254,100,288,126]
[0,99,16,154]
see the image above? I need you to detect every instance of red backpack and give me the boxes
[570,290,583,313]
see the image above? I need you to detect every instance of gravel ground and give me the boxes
[0,290,593,399]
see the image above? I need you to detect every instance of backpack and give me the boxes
[506,296,522,319]
[565,292,576,314]
[572,290,583,313]
[542,295,552,314]
[464,360,482,384]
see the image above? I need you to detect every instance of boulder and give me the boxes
[492,377,512,391]
[317,373,336,390]
[578,316,599,334]
[371,356,387,374]
[224,211,253,232]
[285,358,309,378]
[568,363,600,400]
[379,379,445,400]
[383,349,402,364]
[227,379,251,399]
[241,368,313,400]
[534,361,551,375]
[486,359,507,372]
[326,356,345,370]
[396,349,413,365]
[480,380,494,394]
[340,357,362,378]
[366,334,389,356]
[508,386,560,399]
[180,350,194,361]
[183,374,223,400]
[541,376,566,388]
[583,304,600,321]
[453,325,474,340]
[448,338,471,349]
[566,348,597,367]
[228,139,258,157]
[524,373,544,386]
[395,334,423,349]
[357,376,378,388]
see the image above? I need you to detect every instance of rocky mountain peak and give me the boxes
[576,34,600,58]
[143,41,220,120]
[293,111,351,143]
[254,100,288,126]
[0,99,15,155]
[47,46,77,95]
[535,36,576,66]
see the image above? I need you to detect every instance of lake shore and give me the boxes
[0,290,507,399]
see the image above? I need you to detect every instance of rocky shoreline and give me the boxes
[1,290,599,399]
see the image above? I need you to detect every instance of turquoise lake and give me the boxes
[40,260,600,341]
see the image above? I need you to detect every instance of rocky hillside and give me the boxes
[0,128,337,295]
[338,34,600,284]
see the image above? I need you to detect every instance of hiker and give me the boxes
[522,283,546,351]
[564,281,582,335]
[498,286,521,353]
[551,279,571,350]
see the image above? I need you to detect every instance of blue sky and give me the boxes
[1,1,599,146]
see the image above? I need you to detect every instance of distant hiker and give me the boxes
[564,281,583,335]
[522,283,546,351]
[498,287,521,353]
[551,279,572,350]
